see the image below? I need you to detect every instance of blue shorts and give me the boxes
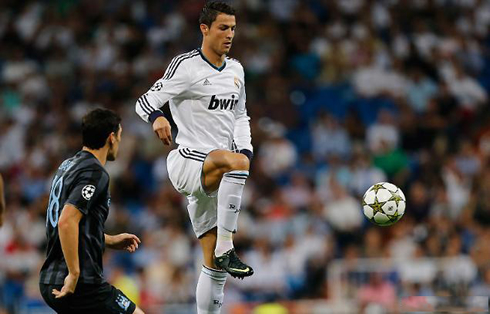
[39,282,136,314]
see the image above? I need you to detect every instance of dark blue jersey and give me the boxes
[39,150,110,285]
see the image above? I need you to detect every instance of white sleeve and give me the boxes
[135,56,190,123]
[233,80,253,152]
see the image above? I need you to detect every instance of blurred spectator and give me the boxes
[406,68,438,113]
[398,245,437,285]
[348,149,386,197]
[358,273,396,312]
[362,228,384,259]
[470,266,490,296]
[241,239,287,302]
[448,64,487,112]
[442,158,472,217]
[258,121,298,179]
[366,109,400,154]
[311,113,351,161]
[442,235,477,285]
[388,219,417,262]
[323,178,363,241]
[281,172,313,210]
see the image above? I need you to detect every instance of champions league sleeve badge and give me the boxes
[81,185,96,200]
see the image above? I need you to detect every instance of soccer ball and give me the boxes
[362,182,406,226]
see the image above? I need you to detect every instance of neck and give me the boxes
[201,44,225,68]
[82,147,108,166]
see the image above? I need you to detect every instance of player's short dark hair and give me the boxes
[82,109,121,149]
[199,1,235,27]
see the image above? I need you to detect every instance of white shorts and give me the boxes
[167,147,218,238]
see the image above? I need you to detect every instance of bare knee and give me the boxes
[228,153,249,171]
[207,151,250,173]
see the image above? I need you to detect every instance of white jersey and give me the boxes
[135,49,252,153]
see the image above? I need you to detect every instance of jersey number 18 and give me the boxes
[46,175,64,228]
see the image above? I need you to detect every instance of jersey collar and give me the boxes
[198,48,226,72]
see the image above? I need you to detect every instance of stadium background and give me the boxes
[1,0,490,313]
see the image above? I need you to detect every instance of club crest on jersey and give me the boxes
[115,294,131,310]
[234,76,240,89]
[208,95,238,111]
[81,185,96,200]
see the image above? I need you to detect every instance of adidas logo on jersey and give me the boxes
[208,95,238,111]
[203,78,212,86]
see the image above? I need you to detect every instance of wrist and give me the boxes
[105,234,114,246]
[69,270,80,277]
[149,111,165,124]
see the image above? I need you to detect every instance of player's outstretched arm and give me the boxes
[105,233,141,253]
[53,204,83,298]
[0,174,5,227]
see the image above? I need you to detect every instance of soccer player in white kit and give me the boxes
[135,2,253,313]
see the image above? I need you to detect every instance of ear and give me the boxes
[200,23,209,36]
[108,132,116,145]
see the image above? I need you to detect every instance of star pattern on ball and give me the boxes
[387,210,400,222]
[370,183,385,193]
[389,191,403,207]
[370,197,386,215]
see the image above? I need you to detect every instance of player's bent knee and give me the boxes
[229,153,249,171]
[206,150,249,173]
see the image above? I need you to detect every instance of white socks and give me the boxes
[214,170,248,257]
[196,265,227,314]
[196,171,247,313]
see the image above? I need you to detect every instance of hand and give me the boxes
[153,116,172,145]
[52,272,79,299]
[107,233,141,252]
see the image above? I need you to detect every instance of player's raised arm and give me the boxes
[135,51,196,145]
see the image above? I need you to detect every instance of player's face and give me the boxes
[206,13,236,56]
[107,126,122,161]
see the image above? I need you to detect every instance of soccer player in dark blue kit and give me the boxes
[39,109,144,314]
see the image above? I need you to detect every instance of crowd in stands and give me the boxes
[1,0,490,312]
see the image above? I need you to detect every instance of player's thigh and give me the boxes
[167,148,206,195]
[199,227,217,268]
[202,150,249,192]
[186,193,218,239]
